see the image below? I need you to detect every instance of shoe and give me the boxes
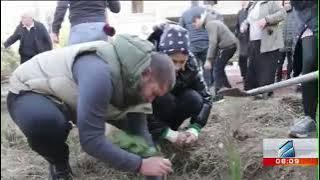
[289,116,317,138]
[49,163,73,180]
[212,95,225,103]
[253,93,267,100]
[254,92,273,100]
[295,84,302,92]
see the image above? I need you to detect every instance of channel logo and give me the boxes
[263,139,318,166]
[278,140,295,158]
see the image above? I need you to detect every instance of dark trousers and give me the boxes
[193,49,213,87]
[239,55,248,79]
[20,55,35,64]
[246,40,279,91]
[276,51,293,81]
[7,91,73,165]
[293,39,303,77]
[213,45,237,92]
[301,35,318,120]
[149,90,203,139]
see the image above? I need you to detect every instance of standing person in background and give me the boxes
[235,0,252,89]
[51,0,120,45]
[193,12,238,102]
[276,0,295,82]
[180,1,223,87]
[3,11,52,64]
[240,1,286,99]
[289,0,318,138]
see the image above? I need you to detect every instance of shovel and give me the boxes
[217,71,318,97]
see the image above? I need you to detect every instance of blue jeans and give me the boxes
[68,22,108,45]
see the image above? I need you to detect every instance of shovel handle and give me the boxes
[246,71,318,95]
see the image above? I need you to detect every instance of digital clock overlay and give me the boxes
[263,139,318,166]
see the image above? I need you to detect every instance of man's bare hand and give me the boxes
[139,157,173,176]
[50,33,59,44]
[204,60,212,70]
[256,18,267,29]
[240,22,248,33]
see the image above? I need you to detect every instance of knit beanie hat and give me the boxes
[158,24,190,55]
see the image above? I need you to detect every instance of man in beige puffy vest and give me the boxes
[7,34,176,180]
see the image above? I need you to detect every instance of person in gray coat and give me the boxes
[276,0,295,82]
[193,11,238,101]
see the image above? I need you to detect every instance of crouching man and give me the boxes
[7,34,176,180]
[147,24,212,146]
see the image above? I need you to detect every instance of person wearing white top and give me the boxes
[240,1,286,97]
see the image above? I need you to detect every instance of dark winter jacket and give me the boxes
[290,0,317,52]
[4,20,52,57]
[52,0,120,35]
[290,0,317,35]
[147,24,212,128]
[290,0,317,77]
[235,3,252,56]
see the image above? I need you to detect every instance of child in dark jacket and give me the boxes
[147,24,212,146]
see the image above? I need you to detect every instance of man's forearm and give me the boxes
[73,53,142,173]
[52,1,69,34]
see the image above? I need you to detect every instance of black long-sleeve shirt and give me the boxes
[52,0,120,34]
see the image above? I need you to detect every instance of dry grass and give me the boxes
[1,93,317,180]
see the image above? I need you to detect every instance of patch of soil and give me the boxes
[1,84,317,180]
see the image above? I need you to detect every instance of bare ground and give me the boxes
[1,75,317,180]
[1,90,317,180]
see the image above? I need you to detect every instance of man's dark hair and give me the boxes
[148,52,176,90]
[192,14,202,23]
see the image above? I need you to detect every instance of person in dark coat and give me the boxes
[289,0,318,138]
[147,24,212,145]
[276,0,295,82]
[51,0,120,45]
[235,0,252,88]
[3,12,52,64]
